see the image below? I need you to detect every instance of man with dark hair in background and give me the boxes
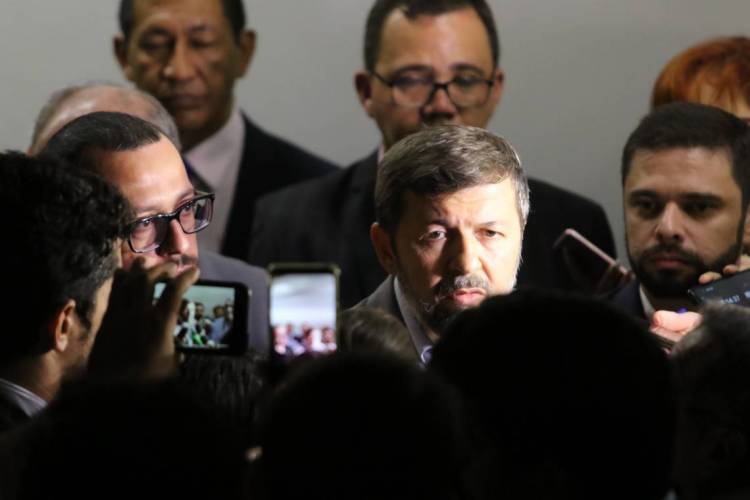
[611,102,750,320]
[250,0,615,307]
[361,125,529,363]
[114,0,337,259]
[40,111,270,352]
[0,152,197,432]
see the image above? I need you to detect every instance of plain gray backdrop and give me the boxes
[1,0,748,259]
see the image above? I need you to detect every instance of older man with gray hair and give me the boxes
[362,124,529,363]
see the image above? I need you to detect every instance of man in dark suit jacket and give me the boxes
[608,103,750,320]
[114,0,336,261]
[358,125,530,362]
[249,0,614,307]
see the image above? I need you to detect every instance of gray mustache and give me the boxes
[434,274,490,298]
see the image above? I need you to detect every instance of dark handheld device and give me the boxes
[154,279,249,355]
[553,228,632,294]
[688,269,750,307]
[268,263,340,363]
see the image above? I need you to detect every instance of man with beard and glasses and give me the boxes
[359,125,528,364]
[610,102,750,321]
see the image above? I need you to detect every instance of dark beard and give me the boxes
[629,242,741,299]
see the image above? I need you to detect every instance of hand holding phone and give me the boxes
[89,259,199,380]
[689,268,750,307]
[553,229,632,294]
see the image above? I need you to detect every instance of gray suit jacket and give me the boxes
[199,249,269,352]
[359,275,403,323]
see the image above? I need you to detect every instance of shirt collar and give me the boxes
[0,377,47,417]
[184,108,245,190]
[393,277,434,364]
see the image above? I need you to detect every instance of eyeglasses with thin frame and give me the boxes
[371,71,495,109]
[127,192,214,253]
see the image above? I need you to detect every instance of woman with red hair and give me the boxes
[652,36,750,122]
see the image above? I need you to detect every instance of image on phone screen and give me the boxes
[155,282,240,350]
[270,272,338,360]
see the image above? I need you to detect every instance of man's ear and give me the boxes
[355,71,376,118]
[371,222,397,275]
[488,67,505,109]
[235,30,256,78]
[113,34,134,81]
[47,299,77,354]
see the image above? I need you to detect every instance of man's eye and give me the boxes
[481,229,502,239]
[683,201,715,217]
[190,38,218,49]
[631,199,660,217]
[393,77,431,89]
[422,230,446,241]
[180,201,198,217]
[132,218,154,233]
[452,76,482,89]
[140,39,171,53]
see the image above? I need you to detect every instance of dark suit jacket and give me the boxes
[359,275,403,323]
[607,279,647,321]
[189,115,337,261]
[249,151,617,308]
[0,392,30,435]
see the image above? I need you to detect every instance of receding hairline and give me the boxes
[33,84,170,153]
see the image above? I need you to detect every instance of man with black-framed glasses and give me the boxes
[40,111,269,352]
[250,0,616,308]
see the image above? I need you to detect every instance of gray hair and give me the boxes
[30,81,181,153]
[375,125,530,233]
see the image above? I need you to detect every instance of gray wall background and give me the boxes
[1,0,748,259]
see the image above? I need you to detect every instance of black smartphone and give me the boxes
[154,279,249,355]
[553,228,632,294]
[268,263,340,363]
[688,269,750,307]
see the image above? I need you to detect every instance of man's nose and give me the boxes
[421,84,458,118]
[163,40,197,81]
[158,219,191,256]
[448,233,482,275]
[654,203,685,244]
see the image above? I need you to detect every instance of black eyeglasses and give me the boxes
[127,192,214,253]
[372,71,495,109]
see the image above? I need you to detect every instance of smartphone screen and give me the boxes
[269,268,338,361]
[154,280,249,354]
[689,269,750,307]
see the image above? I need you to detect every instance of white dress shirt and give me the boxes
[0,377,46,417]
[185,108,245,253]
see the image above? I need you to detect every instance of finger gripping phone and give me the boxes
[688,269,750,307]
[268,263,340,364]
[154,279,249,355]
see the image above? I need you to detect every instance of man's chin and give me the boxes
[421,297,482,335]
[639,269,698,298]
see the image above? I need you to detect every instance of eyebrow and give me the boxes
[390,63,488,77]
[628,189,723,202]
[134,187,196,217]
[426,219,505,227]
